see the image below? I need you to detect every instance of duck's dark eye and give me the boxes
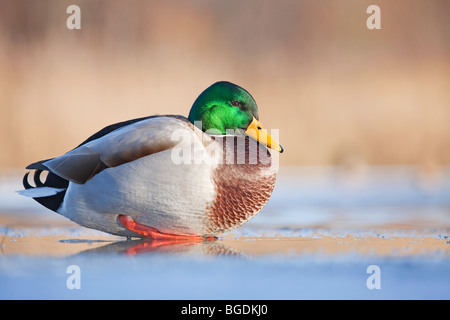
[231,100,240,107]
[257,126,262,130]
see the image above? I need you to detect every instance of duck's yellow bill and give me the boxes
[245,117,284,153]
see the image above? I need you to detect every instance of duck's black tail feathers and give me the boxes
[19,160,69,212]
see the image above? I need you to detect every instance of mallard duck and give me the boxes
[19,81,283,240]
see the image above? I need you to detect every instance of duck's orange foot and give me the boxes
[119,215,216,242]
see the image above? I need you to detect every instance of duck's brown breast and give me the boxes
[204,136,277,234]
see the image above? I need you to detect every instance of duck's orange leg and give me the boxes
[119,215,215,242]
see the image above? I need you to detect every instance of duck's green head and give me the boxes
[188,81,283,153]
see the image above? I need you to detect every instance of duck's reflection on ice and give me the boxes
[77,237,243,257]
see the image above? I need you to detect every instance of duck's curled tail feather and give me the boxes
[18,160,69,212]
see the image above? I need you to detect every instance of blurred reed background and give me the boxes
[0,0,449,172]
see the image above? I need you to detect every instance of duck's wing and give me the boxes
[24,115,160,171]
[19,117,157,209]
[19,115,196,213]
[41,115,194,184]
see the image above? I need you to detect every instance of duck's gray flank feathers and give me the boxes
[20,115,189,211]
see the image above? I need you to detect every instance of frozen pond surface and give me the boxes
[0,166,449,299]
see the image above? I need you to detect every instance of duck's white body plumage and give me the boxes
[59,118,216,235]
[20,115,277,238]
